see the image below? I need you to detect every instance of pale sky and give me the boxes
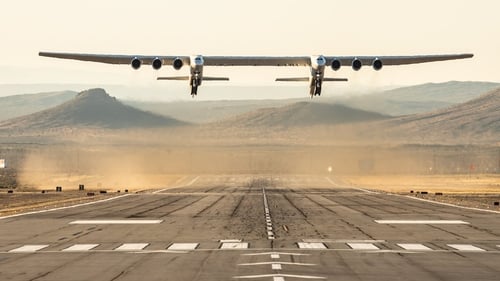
[1,0,498,100]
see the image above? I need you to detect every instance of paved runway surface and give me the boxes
[1,175,499,281]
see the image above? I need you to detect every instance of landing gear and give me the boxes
[190,77,200,97]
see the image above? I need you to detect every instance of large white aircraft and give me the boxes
[39,52,473,98]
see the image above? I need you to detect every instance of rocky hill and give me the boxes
[0,88,186,129]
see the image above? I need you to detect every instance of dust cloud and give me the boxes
[13,126,499,191]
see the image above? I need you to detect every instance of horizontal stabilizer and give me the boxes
[323,77,348,82]
[275,77,309,82]
[203,77,230,81]
[157,76,189,80]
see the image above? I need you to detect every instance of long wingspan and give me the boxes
[39,52,472,67]
[38,51,473,98]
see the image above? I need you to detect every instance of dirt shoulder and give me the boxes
[0,190,124,217]
[337,174,500,212]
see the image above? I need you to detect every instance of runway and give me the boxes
[0,175,499,281]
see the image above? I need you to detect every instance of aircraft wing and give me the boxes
[38,52,188,65]
[39,52,472,67]
[324,54,473,66]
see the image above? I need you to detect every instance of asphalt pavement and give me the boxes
[0,175,499,281]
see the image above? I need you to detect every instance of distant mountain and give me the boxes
[215,102,389,128]
[383,87,500,143]
[333,81,500,116]
[0,91,77,121]
[125,99,302,124]
[0,88,186,130]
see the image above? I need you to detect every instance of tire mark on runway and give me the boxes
[160,196,206,218]
[282,194,308,218]
[127,196,186,218]
[427,225,468,239]
[25,253,92,281]
[323,196,376,219]
[230,195,245,217]
[304,195,339,215]
[193,195,226,217]
[309,195,377,239]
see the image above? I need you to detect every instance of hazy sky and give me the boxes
[1,0,499,100]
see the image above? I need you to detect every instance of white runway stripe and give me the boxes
[397,243,432,251]
[220,242,248,249]
[70,220,162,224]
[115,243,149,251]
[9,245,49,253]
[375,220,469,224]
[347,243,379,250]
[272,263,282,270]
[447,244,485,251]
[62,244,99,251]
[167,243,199,250]
[297,242,327,249]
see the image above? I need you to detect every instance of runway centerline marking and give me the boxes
[272,263,282,270]
[375,220,469,224]
[9,245,49,253]
[69,219,163,224]
[262,187,275,240]
[62,244,99,251]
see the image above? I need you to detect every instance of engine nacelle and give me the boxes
[331,59,341,71]
[152,57,162,70]
[372,58,383,71]
[131,57,141,70]
[352,58,362,71]
[173,58,183,70]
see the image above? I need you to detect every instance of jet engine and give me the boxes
[372,58,383,71]
[152,57,162,70]
[331,59,341,71]
[352,58,362,71]
[131,57,141,70]
[173,58,183,70]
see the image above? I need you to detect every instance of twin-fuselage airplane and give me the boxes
[39,52,473,98]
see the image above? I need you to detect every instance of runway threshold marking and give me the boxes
[167,243,199,250]
[447,244,486,252]
[115,243,149,251]
[8,245,49,253]
[297,242,327,249]
[375,220,469,224]
[233,274,325,280]
[69,219,163,224]
[347,243,380,250]
[221,242,249,249]
[62,244,99,251]
[239,262,316,266]
[397,243,432,251]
